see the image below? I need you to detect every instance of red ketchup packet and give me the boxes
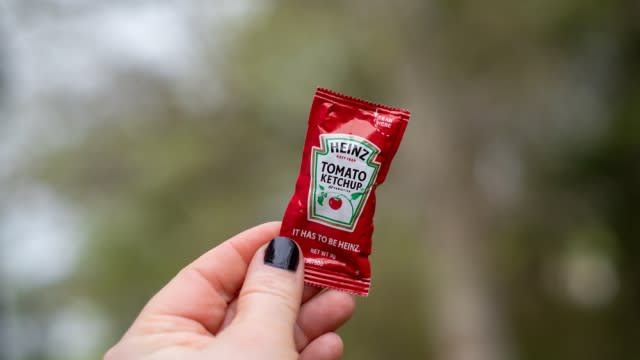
[280,87,410,295]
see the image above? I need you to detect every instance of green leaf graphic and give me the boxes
[319,185,325,190]
[318,192,326,205]
[351,192,363,200]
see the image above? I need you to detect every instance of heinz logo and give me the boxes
[329,141,371,161]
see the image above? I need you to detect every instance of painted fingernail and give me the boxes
[264,236,300,272]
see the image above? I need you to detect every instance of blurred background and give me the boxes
[1,0,639,359]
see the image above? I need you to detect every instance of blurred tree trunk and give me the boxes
[399,4,511,355]
[1,6,9,359]
[407,91,510,360]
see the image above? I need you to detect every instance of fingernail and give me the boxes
[264,237,300,272]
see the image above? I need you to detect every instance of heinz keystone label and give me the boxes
[309,135,380,231]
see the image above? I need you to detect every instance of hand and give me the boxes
[105,222,356,360]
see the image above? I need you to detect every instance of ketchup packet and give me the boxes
[281,88,410,295]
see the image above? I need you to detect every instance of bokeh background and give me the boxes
[1,0,639,359]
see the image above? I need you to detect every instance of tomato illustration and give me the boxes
[329,196,343,210]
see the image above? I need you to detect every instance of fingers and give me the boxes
[232,237,304,347]
[299,332,344,360]
[220,285,323,331]
[221,287,354,353]
[294,290,355,351]
[132,222,281,335]
[302,285,323,303]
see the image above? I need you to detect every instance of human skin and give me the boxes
[105,222,356,360]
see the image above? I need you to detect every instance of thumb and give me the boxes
[232,236,304,345]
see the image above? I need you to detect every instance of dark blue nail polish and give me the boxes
[264,237,299,272]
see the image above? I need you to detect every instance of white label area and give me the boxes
[308,134,380,231]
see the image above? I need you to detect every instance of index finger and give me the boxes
[131,221,281,335]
